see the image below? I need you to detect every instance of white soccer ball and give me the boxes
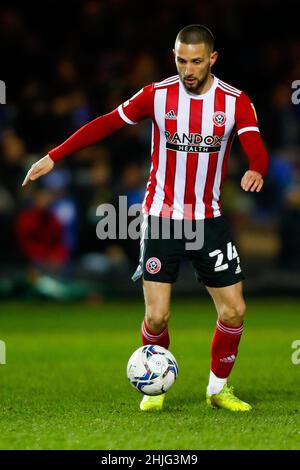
[126,345,178,395]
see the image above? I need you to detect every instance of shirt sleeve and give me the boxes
[48,84,154,162]
[48,108,126,162]
[235,92,269,176]
[238,130,269,177]
[235,91,260,136]
[117,83,154,124]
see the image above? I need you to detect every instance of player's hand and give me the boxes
[22,154,54,187]
[241,170,264,192]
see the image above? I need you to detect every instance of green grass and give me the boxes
[0,298,300,450]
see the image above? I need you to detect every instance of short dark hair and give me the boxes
[175,24,215,51]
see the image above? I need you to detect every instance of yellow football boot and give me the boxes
[140,394,165,411]
[207,384,252,412]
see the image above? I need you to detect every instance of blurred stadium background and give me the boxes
[2,2,300,451]
[0,0,300,301]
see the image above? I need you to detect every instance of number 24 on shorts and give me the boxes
[209,242,240,272]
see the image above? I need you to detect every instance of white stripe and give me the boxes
[132,215,146,279]
[138,214,148,268]
[217,325,244,335]
[154,75,179,87]
[194,89,215,219]
[154,79,179,89]
[211,94,236,217]
[142,324,167,340]
[217,322,244,332]
[218,84,240,97]
[142,330,167,341]
[156,74,178,84]
[117,104,136,125]
[150,121,154,155]
[219,80,241,94]
[154,75,179,86]
[217,319,244,330]
[142,323,167,338]
[172,85,190,219]
[237,126,260,136]
[149,88,168,216]
[217,320,244,335]
[143,123,155,208]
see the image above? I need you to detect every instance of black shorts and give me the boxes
[132,214,245,288]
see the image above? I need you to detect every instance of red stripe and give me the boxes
[203,88,227,218]
[144,121,160,213]
[160,83,179,218]
[183,99,203,219]
[217,127,236,211]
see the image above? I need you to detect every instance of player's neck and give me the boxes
[195,73,214,95]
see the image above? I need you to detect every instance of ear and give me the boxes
[173,48,176,58]
[210,50,218,67]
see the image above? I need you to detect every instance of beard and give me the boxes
[179,68,210,94]
[182,77,203,92]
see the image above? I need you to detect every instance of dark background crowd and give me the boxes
[0,0,299,299]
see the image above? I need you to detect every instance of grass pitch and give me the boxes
[0,298,299,450]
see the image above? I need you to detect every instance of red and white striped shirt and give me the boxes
[117,74,264,219]
[49,74,269,220]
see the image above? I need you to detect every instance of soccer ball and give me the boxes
[126,345,178,395]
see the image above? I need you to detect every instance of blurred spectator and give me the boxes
[15,187,69,269]
[0,129,26,197]
[118,161,144,207]
[278,169,300,270]
[42,168,78,255]
[269,81,300,148]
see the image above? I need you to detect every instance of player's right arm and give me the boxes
[22,84,154,186]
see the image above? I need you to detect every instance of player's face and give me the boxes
[174,42,217,93]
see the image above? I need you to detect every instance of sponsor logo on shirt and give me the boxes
[165,110,177,120]
[164,131,222,153]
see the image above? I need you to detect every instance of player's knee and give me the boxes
[220,300,246,326]
[145,308,169,333]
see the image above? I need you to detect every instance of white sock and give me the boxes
[207,370,227,396]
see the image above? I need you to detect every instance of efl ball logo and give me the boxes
[213,111,226,127]
[146,257,161,274]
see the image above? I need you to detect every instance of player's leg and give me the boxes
[133,215,181,350]
[132,215,181,411]
[189,215,250,411]
[207,281,245,386]
[206,281,251,411]
[141,279,172,349]
[139,279,172,411]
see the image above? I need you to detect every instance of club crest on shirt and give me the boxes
[146,257,161,274]
[212,111,226,127]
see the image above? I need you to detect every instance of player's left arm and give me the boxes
[235,92,269,192]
